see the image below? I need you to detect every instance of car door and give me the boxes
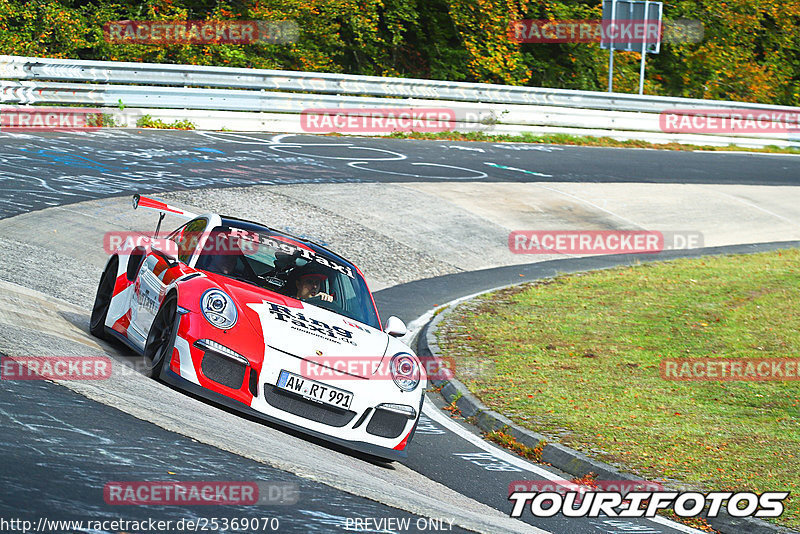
[129,218,207,346]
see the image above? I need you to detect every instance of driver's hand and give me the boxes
[317,292,333,302]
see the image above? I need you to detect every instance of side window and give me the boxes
[166,224,186,249]
[169,218,208,264]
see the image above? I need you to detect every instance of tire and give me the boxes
[142,294,178,379]
[89,258,118,340]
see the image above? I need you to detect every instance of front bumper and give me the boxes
[167,314,425,460]
[160,365,413,461]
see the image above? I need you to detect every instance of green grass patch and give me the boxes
[438,249,800,529]
[387,130,800,155]
[136,115,196,130]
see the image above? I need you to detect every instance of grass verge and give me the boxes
[136,115,196,130]
[387,130,800,155]
[437,249,800,529]
[485,428,545,462]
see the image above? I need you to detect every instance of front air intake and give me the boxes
[365,408,408,439]
[200,351,246,389]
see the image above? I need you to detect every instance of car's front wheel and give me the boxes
[89,258,118,340]
[142,294,178,379]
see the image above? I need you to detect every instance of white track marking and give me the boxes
[273,145,406,161]
[349,161,488,179]
[445,145,486,153]
[648,515,708,534]
[271,133,295,143]
[422,397,562,479]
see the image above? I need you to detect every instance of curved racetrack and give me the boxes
[1,130,799,534]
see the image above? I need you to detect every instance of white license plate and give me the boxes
[276,370,353,409]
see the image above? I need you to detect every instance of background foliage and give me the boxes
[1,0,797,105]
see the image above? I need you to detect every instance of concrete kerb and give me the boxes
[416,286,797,534]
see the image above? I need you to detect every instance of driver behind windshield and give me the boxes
[294,272,333,302]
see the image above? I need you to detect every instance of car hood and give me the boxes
[214,277,390,378]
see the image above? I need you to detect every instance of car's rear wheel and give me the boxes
[90,258,118,340]
[143,294,178,379]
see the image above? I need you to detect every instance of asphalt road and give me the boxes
[1,130,799,218]
[2,130,797,534]
[0,376,469,533]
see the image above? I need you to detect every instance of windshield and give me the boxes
[194,225,380,329]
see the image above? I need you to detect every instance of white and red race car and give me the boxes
[90,194,425,460]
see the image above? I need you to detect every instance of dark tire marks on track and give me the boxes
[2,131,797,533]
[1,130,798,219]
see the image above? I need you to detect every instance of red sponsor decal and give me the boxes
[0,107,103,132]
[134,196,185,215]
[103,482,259,505]
[300,108,456,133]
[508,20,661,44]
[1,356,112,381]
[660,109,800,134]
[661,357,800,381]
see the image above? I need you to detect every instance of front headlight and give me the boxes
[390,352,420,392]
[200,289,237,329]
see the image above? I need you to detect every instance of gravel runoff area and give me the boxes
[1,179,799,310]
[159,184,464,289]
[0,180,559,309]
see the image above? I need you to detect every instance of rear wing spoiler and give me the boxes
[132,194,198,220]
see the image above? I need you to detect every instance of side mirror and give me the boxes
[384,316,407,338]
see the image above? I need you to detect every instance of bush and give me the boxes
[0,0,797,105]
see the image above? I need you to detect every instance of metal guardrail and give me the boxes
[1,54,798,146]
[3,54,799,113]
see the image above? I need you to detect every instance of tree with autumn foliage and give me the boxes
[0,0,797,105]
